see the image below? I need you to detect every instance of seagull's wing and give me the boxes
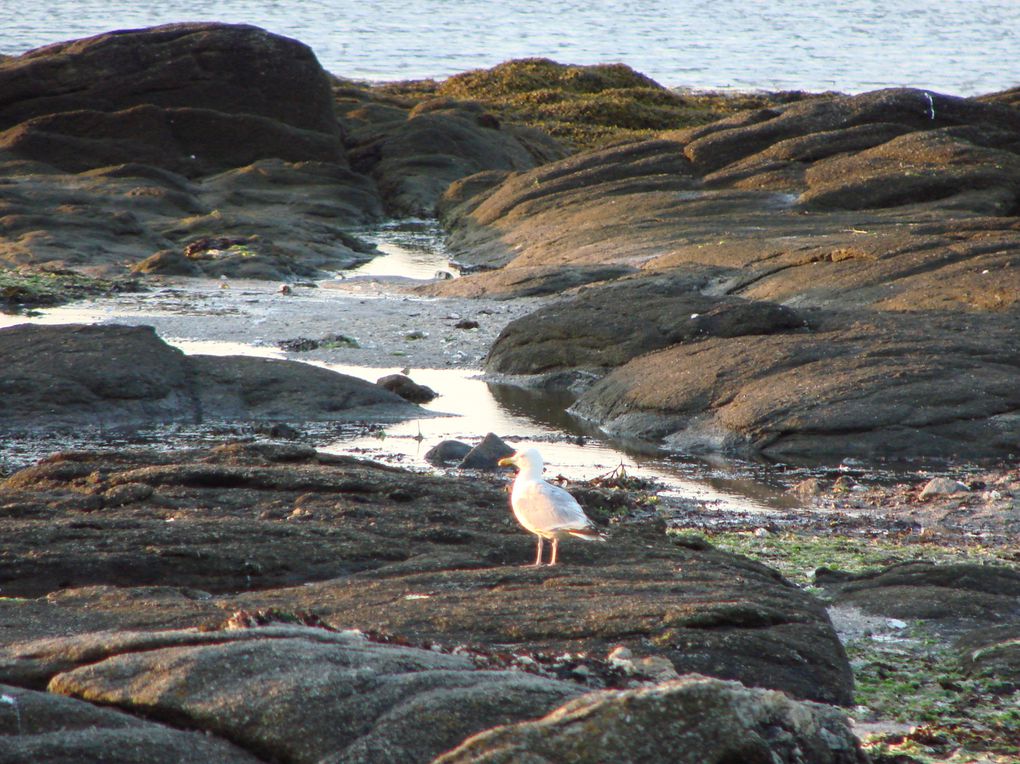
[514,479,595,533]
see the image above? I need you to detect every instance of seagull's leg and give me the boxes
[549,538,559,566]
[530,536,544,567]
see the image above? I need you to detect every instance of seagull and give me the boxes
[498,448,605,566]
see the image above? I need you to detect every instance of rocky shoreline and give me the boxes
[2,21,1019,763]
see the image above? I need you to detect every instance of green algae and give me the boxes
[371,58,818,151]
[695,530,1013,589]
[688,529,1020,763]
[850,625,1020,762]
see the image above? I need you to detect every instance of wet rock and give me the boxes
[435,675,867,764]
[568,310,1020,460]
[277,333,360,352]
[424,439,473,465]
[42,626,581,764]
[376,373,439,403]
[919,476,970,499]
[459,432,516,469]
[418,264,637,299]
[0,323,419,432]
[0,443,854,705]
[0,683,262,763]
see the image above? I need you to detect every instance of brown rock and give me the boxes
[0,443,854,706]
[435,675,867,764]
[0,683,261,763]
[376,373,439,403]
[0,323,420,432]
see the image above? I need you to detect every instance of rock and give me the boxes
[0,683,262,763]
[919,476,970,499]
[0,24,385,278]
[485,272,803,377]
[41,626,581,764]
[376,373,439,403]
[0,23,343,175]
[340,93,567,216]
[441,87,1020,459]
[434,675,868,764]
[459,432,516,469]
[425,439,474,465]
[568,310,1020,460]
[417,264,637,299]
[0,323,419,432]
[817,561,1020,623]
[0,443,854,706]
[957,625,1020,691]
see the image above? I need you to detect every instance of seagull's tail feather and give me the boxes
[565,526,608,542]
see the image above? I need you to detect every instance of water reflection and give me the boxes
[317,362,797,513]
[346,219,457,281]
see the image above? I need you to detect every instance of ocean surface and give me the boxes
[0,0,1017,96]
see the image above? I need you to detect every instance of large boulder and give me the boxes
[568,309,1020,459]
[0,23,343,175]
[0,323,419,432]
[0,443,854,706]
[486,272,803,378]
[441,87,1020,459]
[0,24,384,277]
[435,675,867,764]
[37,626,581,764]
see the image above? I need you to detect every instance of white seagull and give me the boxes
[498,448,605,566]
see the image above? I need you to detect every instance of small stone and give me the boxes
[376,374,438,403]
[459,433,516,470]
[425,440,473,465]
[919,477,970,499]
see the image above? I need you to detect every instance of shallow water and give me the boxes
[1,1,1017,95]
[0,220,816,517]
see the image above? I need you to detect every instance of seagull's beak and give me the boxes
[497,456,515,468]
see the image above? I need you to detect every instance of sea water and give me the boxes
[0,0,1017,96]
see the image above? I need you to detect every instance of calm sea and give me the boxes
[0,1,1017,96]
